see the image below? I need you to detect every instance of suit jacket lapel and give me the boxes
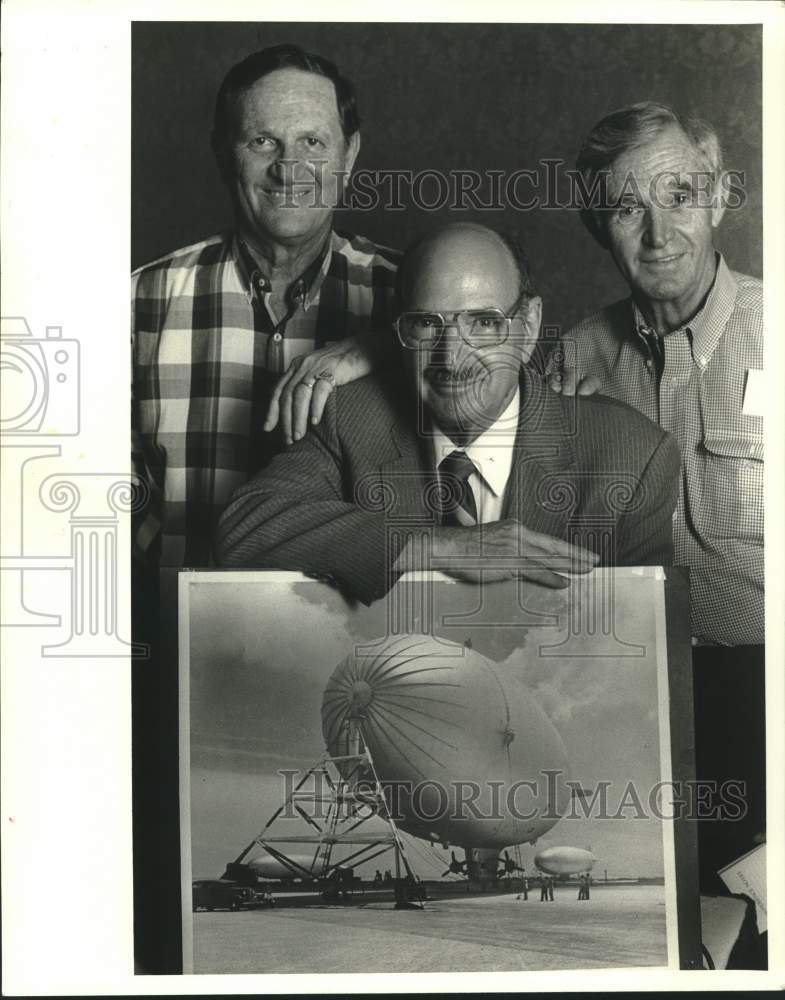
[502,371,578,535]
[377,415,437,521]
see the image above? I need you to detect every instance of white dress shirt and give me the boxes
[431,388,520,524]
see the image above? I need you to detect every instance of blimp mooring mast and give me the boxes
[226,703,424,906]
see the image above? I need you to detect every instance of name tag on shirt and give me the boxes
[743,369,765,417]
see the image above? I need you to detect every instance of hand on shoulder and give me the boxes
[546,366,603,397]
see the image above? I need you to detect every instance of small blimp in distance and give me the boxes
[246,850,327,881]
[534,845,596,877]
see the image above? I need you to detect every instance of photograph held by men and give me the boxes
[132,44,399,568]
[548,102,764,648]
[216,222,680,599]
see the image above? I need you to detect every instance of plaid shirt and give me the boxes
[132,229,400,567]
[549,255,763,644]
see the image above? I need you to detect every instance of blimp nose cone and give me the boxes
[349,679,373,712]
[322,634,467,757]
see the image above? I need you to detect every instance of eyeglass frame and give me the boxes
[394,290,530,350]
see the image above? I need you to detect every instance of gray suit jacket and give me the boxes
[217,369,680,604]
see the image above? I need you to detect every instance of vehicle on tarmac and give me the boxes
[192,879,275,912]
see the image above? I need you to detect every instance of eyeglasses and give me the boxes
[395,292,528,350]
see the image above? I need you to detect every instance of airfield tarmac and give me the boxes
[191,883,668,973]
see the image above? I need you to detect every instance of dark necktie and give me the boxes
[640,326,665,382]
[438,450,478,526]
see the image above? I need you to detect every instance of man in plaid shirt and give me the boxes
[547,103,763,647]
[132,45,399,567]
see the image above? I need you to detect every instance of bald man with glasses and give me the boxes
[216,223,680,603]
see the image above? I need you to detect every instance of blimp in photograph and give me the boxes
[322,633,573,881]
[245,850,326,881]
[534,845,596,877]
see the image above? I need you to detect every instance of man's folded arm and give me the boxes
[615,429,681,567]
[215,407,405,604]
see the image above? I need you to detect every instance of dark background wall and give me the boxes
[132,22,761,333]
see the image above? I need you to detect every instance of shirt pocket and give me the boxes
[696,435,764,543]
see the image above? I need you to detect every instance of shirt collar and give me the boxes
[232,231,334,311]
[431,388,520,498]
[631,253,737,369]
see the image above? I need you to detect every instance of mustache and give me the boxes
[424,364,483,382]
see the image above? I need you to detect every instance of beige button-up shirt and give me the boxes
[552,255,763,645]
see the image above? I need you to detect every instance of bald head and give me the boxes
[396,223,533,311]
[395,223,542,445]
